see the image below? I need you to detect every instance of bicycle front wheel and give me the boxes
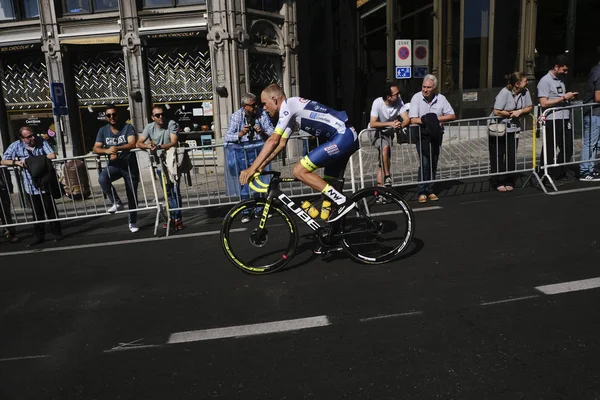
[340,187,415,264]
[220,199,298,274]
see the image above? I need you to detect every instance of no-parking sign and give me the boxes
[395,39,411,67]
[412,39,429,66]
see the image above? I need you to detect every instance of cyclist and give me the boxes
[239,83,360,223]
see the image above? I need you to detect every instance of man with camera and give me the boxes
[368,85,410,200]
[224,93,274,223]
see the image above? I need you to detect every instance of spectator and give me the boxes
[0,157,19,243]
[1,127,62,246]
[93,104,140,233]
[579,45,600,182]
[488,72,533,192]
[137,105,184,230]
[368,85,410,193]
[224,93,274,223]
[537,54,579,182]
[408,74,456,203]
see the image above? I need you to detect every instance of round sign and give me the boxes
[415,46,427,60]
[398,46,410,60]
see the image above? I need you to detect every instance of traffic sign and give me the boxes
[412,39,429,66]
[51,82,68,116]
[395,39,411,67]
[413,66,429,79]
[396,66,412,79]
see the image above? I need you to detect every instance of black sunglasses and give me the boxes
[244,103,258,108]
[21,134,35,139]
[105,113,118,117]
[153,113,164,118]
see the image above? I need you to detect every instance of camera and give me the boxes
[246,115,257,142]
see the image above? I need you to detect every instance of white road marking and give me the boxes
[535,277,600,295]
[0,354,49,362]
[0,228,246,258]
[359,311,422,322]
[547,186,600,195]
[480,295,540,306]
[167,315,330,344]
[367,206,441,217]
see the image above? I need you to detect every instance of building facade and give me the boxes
[356,0,599,122]
[0,0,299,156]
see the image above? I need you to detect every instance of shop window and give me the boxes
[491,0,520,87]
[0,0,38,20]
[246,0,283,13]
[462,0,490,89]
[63,0,117,14]
[141,0,205,8]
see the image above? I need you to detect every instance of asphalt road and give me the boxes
[1,181,600,399]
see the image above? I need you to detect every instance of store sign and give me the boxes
[145,31,203,39]
[0,43,40,53]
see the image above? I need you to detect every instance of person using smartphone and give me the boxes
[537,54,579,182]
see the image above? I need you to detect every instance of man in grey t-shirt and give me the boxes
[537,54,579,181]
[137,105,184,230]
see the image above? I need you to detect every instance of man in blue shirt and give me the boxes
[93,104,140,233]
[224,93,274,223]
[1,126,63,246]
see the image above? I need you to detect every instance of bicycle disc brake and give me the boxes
[250,228,268,247]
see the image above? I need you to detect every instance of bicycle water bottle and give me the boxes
[320,200,332,220]
[301,200,319,218]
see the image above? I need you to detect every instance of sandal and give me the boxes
[505,185,514,192]
[496,185,507,192]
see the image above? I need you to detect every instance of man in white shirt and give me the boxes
[369,85,409,191]
[409,74,456,203]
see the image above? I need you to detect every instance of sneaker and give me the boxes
[384,176,392,187]
[174,219,184,230]
[241,215,251,224]
[107,203,123,213]
[418,194,427,203]
[579,171,600,182]
[375,195,390,204]
[327,201,356,223]
[129,223,139,233]
[4,233,20,244]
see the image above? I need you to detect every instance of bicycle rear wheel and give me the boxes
[220,199,298,274]
[340,187,415,264]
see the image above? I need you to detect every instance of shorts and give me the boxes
[300,127,360,179]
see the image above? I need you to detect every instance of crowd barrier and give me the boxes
[532,102,600,192]
[0,150,162,236]
[4,103,600,237]
[354,113,538,191]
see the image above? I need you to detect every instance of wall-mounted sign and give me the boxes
[395,39,412,67]
[413,39,429,66]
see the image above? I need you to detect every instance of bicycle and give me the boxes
[220,170,415,275]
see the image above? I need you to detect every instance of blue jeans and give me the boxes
[98,163,139,224]
[416,140,440,195]
[580,115,600,174]
[157,170,182,220]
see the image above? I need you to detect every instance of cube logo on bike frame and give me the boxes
[278,193,321,230]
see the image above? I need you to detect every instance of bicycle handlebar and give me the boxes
[248,171,271,193]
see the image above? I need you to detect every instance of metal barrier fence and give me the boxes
[5,103,600,237]
[354,113,538,192]
[0,150,162,236]
[532,102,600,192]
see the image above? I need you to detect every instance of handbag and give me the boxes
[488,122,506,137]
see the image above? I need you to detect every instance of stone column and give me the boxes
[39,0,72,157]
[282,0,299,97]
[120,0,149,132]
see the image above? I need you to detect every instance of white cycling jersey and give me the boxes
[275,97,349,140]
